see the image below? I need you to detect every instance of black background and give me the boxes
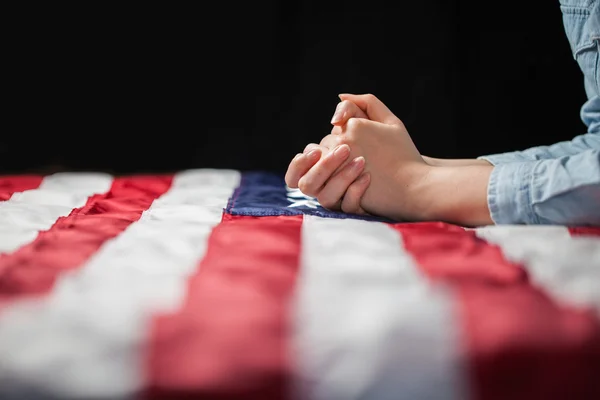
[1,1,588,175]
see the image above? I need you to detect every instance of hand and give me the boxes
[284,143,371,215]
[286,93,409,214]
[284,99,372,214]
[286,94,494,225]
[315,94,494,226]
[321,94,431,221]
[331,96,492,168]
[288,93,430,220]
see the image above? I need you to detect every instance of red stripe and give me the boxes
[146,214,302,400]
[569,226,600,237]
[0,175,173,307]
[0,175,44,201]
[391,222,600,400]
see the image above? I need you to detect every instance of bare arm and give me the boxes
[410,164,494,227]
[422,156,492,167]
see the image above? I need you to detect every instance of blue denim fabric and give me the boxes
[479,0,600,226]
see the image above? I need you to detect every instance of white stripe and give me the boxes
[476,225,600,313]
[292,216,467,400]
[0,172,113,254]
[0,169,240,399]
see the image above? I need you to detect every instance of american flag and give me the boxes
[0,170,599,400]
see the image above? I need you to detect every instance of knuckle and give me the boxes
[342,162,362,179]
[341,186,362,213]
[340,133,356,146]
[304,143,318,153]
[318,195,336,210]
[364,93,376,102]
[341,201,358,214]
[345,117,364,131]
[298,177,316,196]
[320,134,339,148]
[339,128,359,146]
[289,155,305,170]
[297,177,308,193]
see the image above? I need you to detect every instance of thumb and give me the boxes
[338,93,402,125]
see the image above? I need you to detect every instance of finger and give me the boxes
[304,143,328,154]
[284,148,322,188]
[330,100,369,126]
[319,134,353,176]
[297,144,351,197]
[341,172,370,214]
[338,93,402,125]
[317,156,366,211]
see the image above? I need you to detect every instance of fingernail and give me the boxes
[351,156,365,170]
[293,153,303,161]
[307,149,321,160]
[331,110,343,124]
[333,144,350,157]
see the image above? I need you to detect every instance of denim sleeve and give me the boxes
[477,131,600,165]
[487,149,600,226]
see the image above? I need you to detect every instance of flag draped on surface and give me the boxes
[0,170,599,400]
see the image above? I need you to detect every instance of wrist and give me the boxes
[390,162,436,221]
[422,155,439,166]
[410,164,494,227]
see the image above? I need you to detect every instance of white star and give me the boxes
[285,187,321,209]
[288,199,321,209]
[286,187,312,199]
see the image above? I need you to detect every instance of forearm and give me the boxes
[411,164,494,227]
[412,150,600,228]
[422,156,492,167]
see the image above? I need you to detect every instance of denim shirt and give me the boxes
[479,0,600,226]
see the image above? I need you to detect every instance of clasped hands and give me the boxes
[284,93,494,226]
